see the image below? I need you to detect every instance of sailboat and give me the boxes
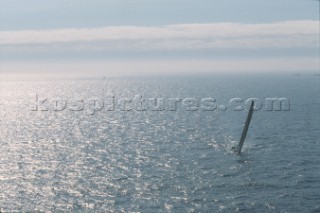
[236,101,255,154]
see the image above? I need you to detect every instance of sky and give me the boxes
[0,0,319,77]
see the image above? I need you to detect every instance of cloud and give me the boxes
[0,20,318,52]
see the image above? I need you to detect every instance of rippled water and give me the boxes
[0,74,319,212]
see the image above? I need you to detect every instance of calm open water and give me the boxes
[0,74,319,212]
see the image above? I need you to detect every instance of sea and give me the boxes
[0,73,319,212]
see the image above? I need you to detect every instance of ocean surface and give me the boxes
[0,74,319,212]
